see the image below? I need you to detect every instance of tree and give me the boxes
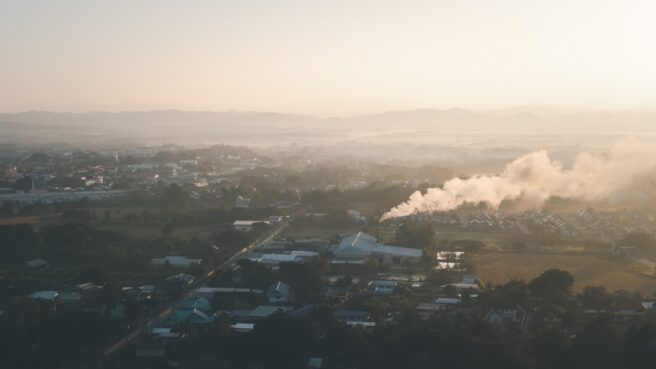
[161,184,189,211]
[479,279,528,309]
[529,269,574,303]
[571,317,622,369]
[236,259,277,289]
[213,230,251,250]
[161,222,174,237]
[279,260,326,302]
[394,223,435,249]
[621,323,656,369]
[621,232,654,251]
[577,286,611,309]
[443,284,459,298]
[76,265,107,284]
[526,328,570,369]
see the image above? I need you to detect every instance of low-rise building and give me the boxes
[332,232,422,265]
[151,256,202,268]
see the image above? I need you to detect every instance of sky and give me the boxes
[1,0,656,115]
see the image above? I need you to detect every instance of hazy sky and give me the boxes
[1,0,656,114]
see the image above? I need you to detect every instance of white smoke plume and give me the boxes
[380,140,656,222]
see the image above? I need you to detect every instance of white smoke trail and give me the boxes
[380,140,656,222]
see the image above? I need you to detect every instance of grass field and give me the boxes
[475,252,656,294]
[0,216,40,226]
[434,228,526,249]
[93,223,213,238]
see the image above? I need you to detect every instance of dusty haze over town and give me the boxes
[3,2,656,369]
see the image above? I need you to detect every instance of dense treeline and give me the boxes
[0,298,127,369]
[155,269,656,369]
[0,222,246,287]
[163,305,656,369]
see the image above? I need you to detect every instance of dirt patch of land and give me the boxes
[475,252,656,294]
[0,216,40,226]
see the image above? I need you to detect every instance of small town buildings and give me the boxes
[165,308,214,326]
[435,297,461,306]
[151,256,202,268]
[320,286,351,303]
[235,195,251,208]
[194,287,264,299]
[369,280,398,295]
[152,327,184,340]
[266,281,292,304]
[30,291,59,301]
[307,357,323,369]
[181,297,212,311]
[485,308,525,325]
[248,250,319,265]
[332,232,422,265]
[231,323,255,333]
[58,292,82,304]
[25,258,49,270]
[260,241,292,251]
[249,305,293,319]
[416,302,444,318]
[233,220,269,232]
[346,321,376,329]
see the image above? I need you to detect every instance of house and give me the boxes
[231,323,255,333]
[58,292,82,304]
[156,273,195,299]
[75,282,101,294]
[181,297,212,312]
[436,251,465,261]
[233,220,270,232]
[332,232,422,265]
[179,159,199,166]
[485,308,524,325]
[151,256,202,268]
[444,283,479,291]
[461,275,477,284]
[320,286,351,303]
[152,327,184,340]
[25,258,49,270]
[250,305,292,319]
[294,239,331,252]
[250,251,319,265]
[416,302,444,318]
[121,286,139,298]
[260,241,292,251]
[165,308,215,326]
[267,282,292,303]
[140,285,156,299]
[194,287,264,299]
[307,358,323,368]
[166,273,195,287]
[235,195,251,208]
[30,291,59,301]
[346,321,376,329]
[369,280,398,295]
[435,297,461,306]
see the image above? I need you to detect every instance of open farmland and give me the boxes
[0,216,40,226]
[475,252,656,294]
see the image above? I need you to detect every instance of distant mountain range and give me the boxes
[2,108,656,147]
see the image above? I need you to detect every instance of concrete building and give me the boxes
[332,232,422,265]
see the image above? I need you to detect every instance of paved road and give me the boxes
[101,221,288,358]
